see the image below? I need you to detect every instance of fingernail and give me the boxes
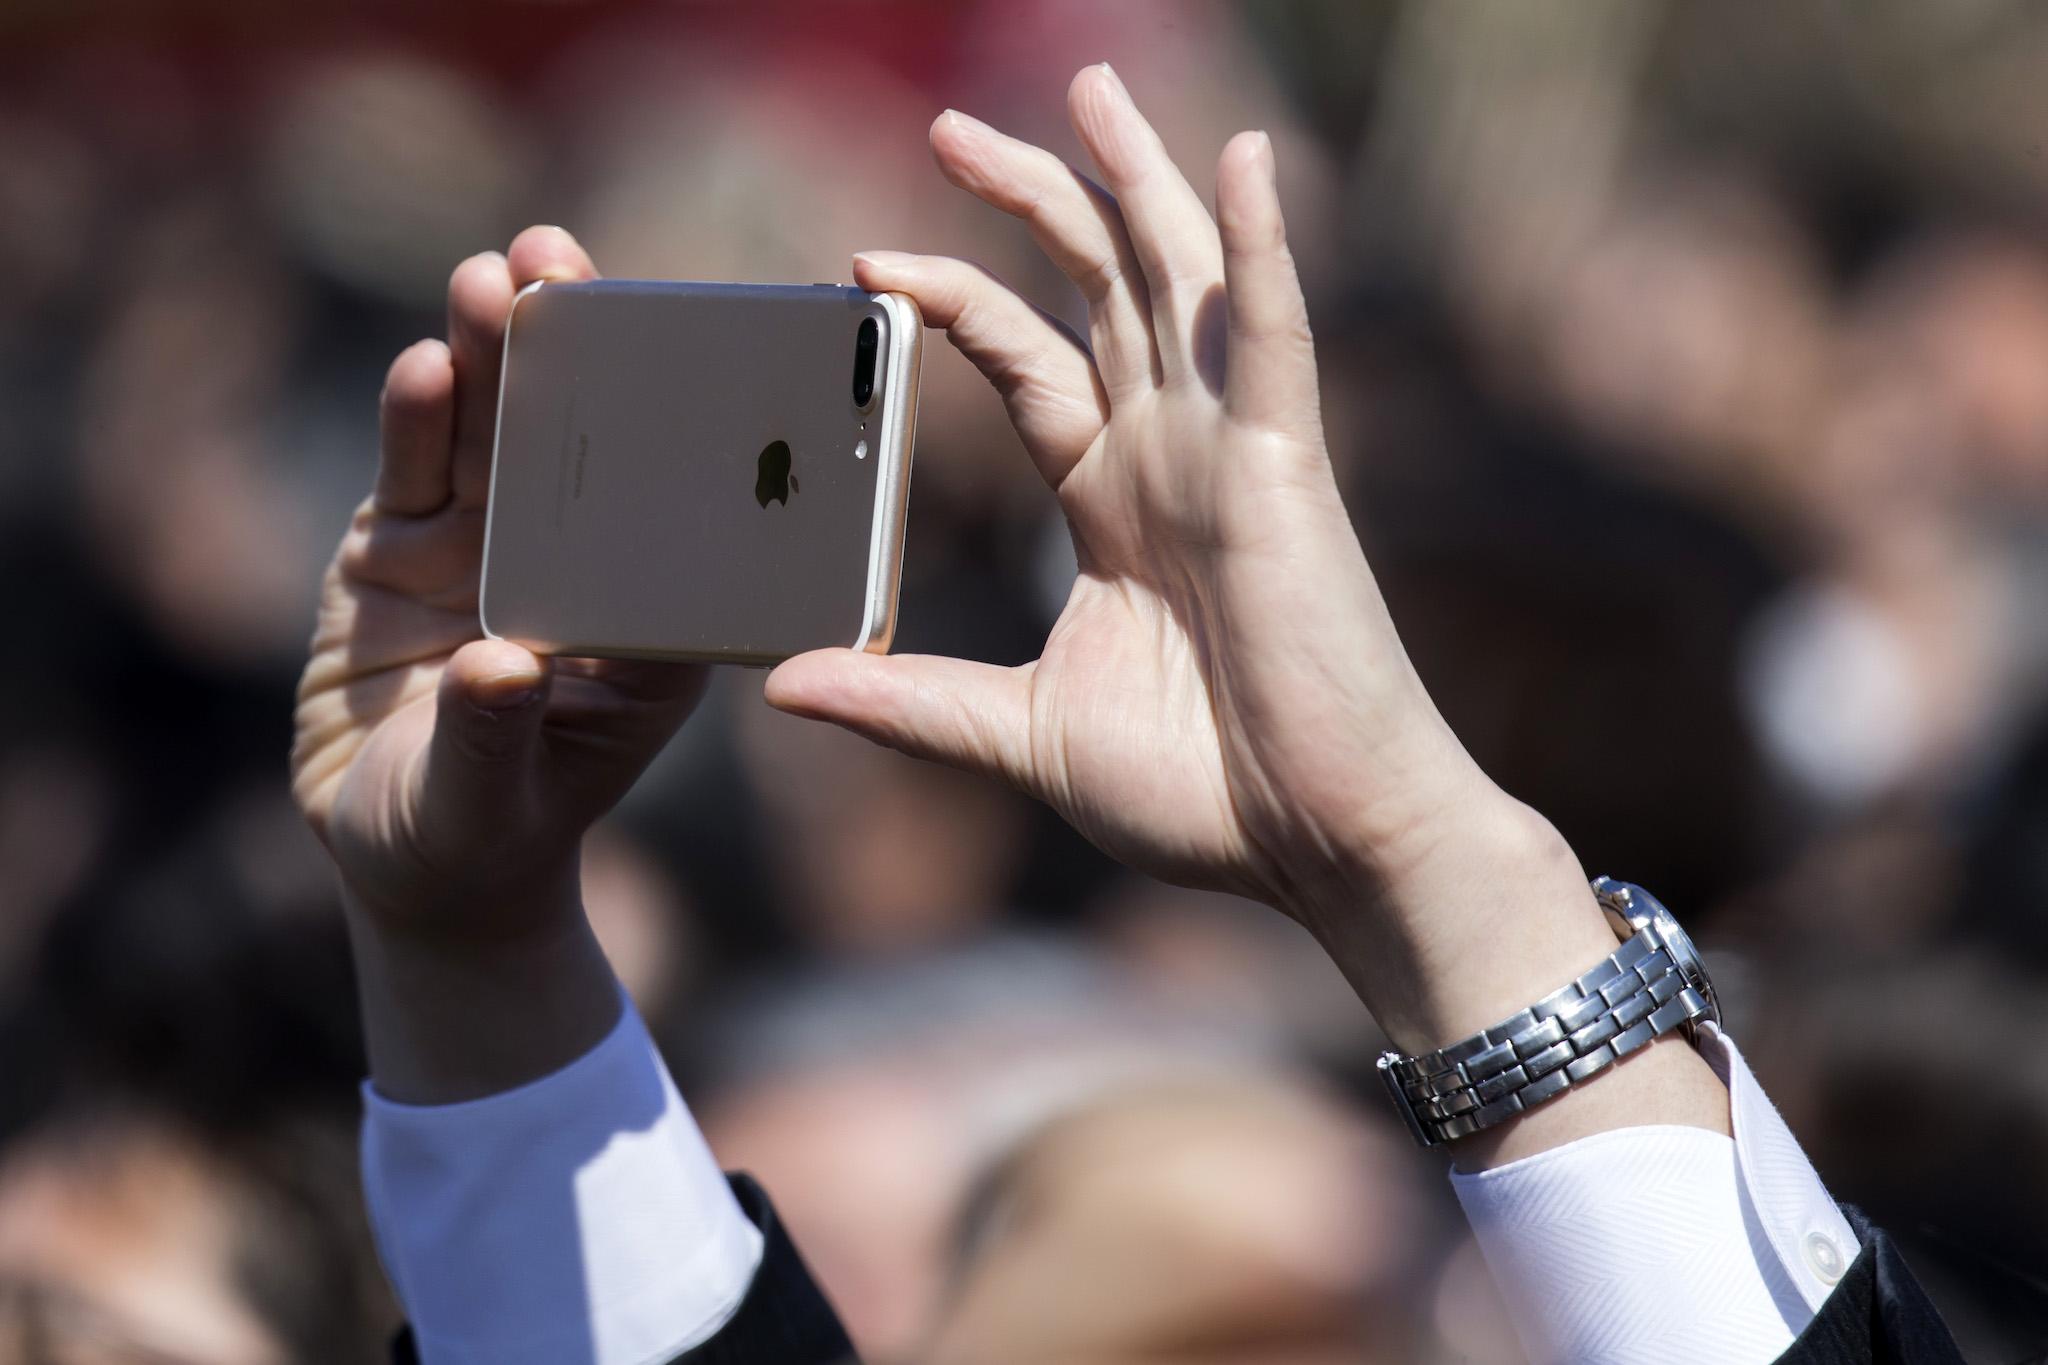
[853,250,917,270]
[471,672,541,711]
[1097,62,1128,99]
[940,108,994,136]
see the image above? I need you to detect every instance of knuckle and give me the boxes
[1233,313,1314,352]
[1073,251,1126,300]
[1145,253,1198,291]
[1223,222,1291,260]
[1012,163,1058,221]
[1232,421,1322,467]
[985,335,1061,399]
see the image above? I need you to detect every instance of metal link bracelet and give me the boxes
[1376,877,1719,1148]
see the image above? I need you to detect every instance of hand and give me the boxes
[291,228,703,1100]
[760,70,1732,1167]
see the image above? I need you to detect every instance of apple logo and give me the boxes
[755,439,798,508]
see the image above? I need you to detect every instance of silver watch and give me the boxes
[1376,877,1718,1148]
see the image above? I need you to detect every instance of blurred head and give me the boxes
[1831,229,2048,515]
[0,1107,390,1365]
[1535,166,1831,508]
[924,1078,1414,1365]
[695,938,1427,1362]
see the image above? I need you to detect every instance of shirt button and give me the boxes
[1804,1230,1846,1285]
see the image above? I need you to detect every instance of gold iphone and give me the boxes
[479,281,922,665]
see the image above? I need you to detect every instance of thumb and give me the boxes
[420,638,553,838]
[765,650,1036,790]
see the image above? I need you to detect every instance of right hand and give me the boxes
[291,228,704,943]
[290,228,704,1099]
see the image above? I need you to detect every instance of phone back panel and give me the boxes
[480,280,916,665]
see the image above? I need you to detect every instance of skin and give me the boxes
[291,66,1726,1167]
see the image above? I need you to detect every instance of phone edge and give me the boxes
[476,278,549,649]
[851,290,922,656]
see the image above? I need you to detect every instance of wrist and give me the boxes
[335,843,583,946]
[1288,790,1736,1165]
[1285,782,1619,1056]
[344,874,623,1104]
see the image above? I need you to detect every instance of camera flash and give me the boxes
[855,439,869,460]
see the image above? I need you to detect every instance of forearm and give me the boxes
[344,873,622,1106]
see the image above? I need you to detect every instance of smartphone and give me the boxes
[479,280,921,665]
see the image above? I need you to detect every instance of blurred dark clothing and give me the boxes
[1779,1209,1966,1365]
[391,1176,854,1365]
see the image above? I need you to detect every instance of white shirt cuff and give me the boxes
[1450,1023,1858,1365]
[360,995,765,1365]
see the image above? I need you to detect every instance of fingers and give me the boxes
[1066,65,1225,389]
[853,251,1108,487]
[544,657,708,747]
[929,109,1159,396]
[507,224,600,292]
[388,226,602,517]
[446,251,515,508]
[422,638,553,833]
[539,658,707,800]
[376,340,455,516]
[550,654,706,706]
[765,649,1036,792]
[1215,131,1318,431]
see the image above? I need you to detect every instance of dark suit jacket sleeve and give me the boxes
[392,1173,858,1365]
[1773,1207,1965,1365]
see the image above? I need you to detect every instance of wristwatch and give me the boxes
[1376,877,1718,1148]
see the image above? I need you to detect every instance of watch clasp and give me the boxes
[1376,1051,1438,1148]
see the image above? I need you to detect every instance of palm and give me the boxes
[1027,570,1243,889]
[1035,406,1421,900]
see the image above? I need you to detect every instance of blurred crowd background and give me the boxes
[6,1,2048,1361]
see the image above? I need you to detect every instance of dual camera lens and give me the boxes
[851,315,880,409]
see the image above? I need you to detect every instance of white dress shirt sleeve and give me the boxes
[360,994,764,1365]
[1451,1023,1858,1365]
